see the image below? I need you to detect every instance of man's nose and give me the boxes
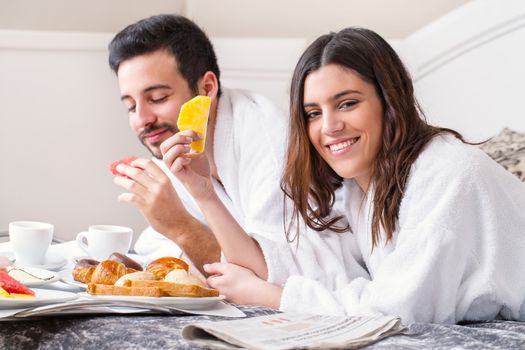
[134,102,157,128]
[321,110,344,135]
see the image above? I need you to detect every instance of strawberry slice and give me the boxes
[0,270,35,296]
[109,156,139,176]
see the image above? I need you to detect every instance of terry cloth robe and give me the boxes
[134,87,369,288]
[280,135,525,324]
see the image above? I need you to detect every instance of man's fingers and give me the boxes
[117,192,146,207]
[170,157,192,174]
[163,144,191,168]
[113,173,149,197]
[160,131,200,156]
[130,157,167,180]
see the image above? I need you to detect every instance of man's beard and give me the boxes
[138,122,179,159]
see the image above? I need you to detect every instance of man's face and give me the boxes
[117,49,194,158]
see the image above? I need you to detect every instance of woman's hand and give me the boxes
[204,262,282,309]
[160,130,214,201]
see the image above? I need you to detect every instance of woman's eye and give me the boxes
[305,110,321,120]
[339,100,358,109]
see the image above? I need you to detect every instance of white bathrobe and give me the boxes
[135,88,368,287]
[280,135,525,324]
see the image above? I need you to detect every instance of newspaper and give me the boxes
[182,312,405,349]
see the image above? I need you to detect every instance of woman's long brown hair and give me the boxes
[281,27,465,247]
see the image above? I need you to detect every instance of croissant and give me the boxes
[72,266,95,284]
[90,260,127,285]
[72,258,99,284]
[146,256,189,280]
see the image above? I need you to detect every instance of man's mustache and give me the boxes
[138,123,179,144]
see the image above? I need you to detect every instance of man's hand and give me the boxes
[113,157,190,235]
[204,262,282,309]
[113,157,221,273]
[160,130,215,201]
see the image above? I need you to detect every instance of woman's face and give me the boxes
[304,64,383,190]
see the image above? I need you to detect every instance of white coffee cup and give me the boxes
[9,221,54,265]
[76,225,133,260]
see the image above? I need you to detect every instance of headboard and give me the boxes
[396,0,525,141]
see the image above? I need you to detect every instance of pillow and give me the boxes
[479,127,525,182]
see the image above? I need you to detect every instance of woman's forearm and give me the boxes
[196,192,268,279]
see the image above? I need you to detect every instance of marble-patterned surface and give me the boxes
[0,306,524,350]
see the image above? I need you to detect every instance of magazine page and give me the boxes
[182,312,405,350]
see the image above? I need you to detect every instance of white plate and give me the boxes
[7,267,59,287]
[78,292,225,309]
[58,269,86,289]
[0,288,78,309]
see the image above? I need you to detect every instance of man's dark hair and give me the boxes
[108,14,221,96]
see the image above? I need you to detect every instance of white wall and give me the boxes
[188,0,470,39]
[0,32,149,241]
[0,0,185,33]
[0,0,469,38]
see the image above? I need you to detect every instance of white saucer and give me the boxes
[3,252,68,271]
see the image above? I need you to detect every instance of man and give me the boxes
[109,15,362,291]
[108,14,287,276]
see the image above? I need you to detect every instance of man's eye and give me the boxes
[151,96,167,103]
[127,105,136,113]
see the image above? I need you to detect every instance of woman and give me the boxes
[204,27,525,324]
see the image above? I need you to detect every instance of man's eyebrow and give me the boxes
[120,84,172,101]
[303,89,362,108]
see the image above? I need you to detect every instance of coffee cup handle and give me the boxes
[76,232,90,254]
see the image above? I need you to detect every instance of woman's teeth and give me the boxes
[329,137,358,152]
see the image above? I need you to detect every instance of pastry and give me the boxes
[83,255,220,298]
[108,252,143,271]
[164,269,205,287]
[87,283,161,297]
[114,271,155,287]
[146,256,189,280]
[90,260,127,285]
[124,279,219,297]
[72,259,99,284]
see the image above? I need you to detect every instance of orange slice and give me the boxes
[177,95,211,153]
